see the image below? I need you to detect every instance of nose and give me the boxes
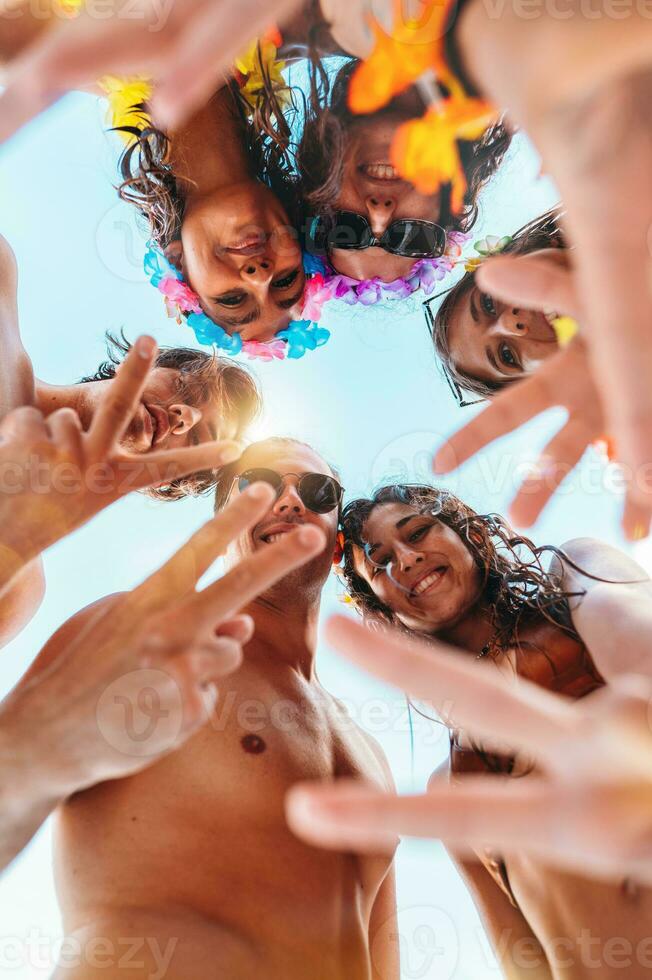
[239,255,275,287]
[272,481,305,518]
[168,403,202,439]
[395,542,424,574]
[490,308,537,338]
[365,195,397,237]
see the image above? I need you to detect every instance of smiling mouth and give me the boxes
[259,526,299,545]
[411,566,448,597]
[226,234,268,256]
[359,163,402,182]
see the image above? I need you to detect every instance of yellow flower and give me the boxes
[551,315,580,348]
[98,75,153,143]
[391,100,497,209]
[234,39,290,113]
[348,0,449,114]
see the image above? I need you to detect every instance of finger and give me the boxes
[151,0,302,128]
[215,614,255,645]
[86,336,158,459]
[433,365,556,473]
[286,779,568,859]
[325,615,575,768]
[0,406,49,441]
[189,525,326,627]
[114,439,243,494]
[476,253,581,320]
[622,492,652,543]
[509,417,592,528]
[137,482,277,607]
[46,408,84,454]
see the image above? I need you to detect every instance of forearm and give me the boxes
[0,718,66,872]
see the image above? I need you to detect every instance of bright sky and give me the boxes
[0,87,639,979]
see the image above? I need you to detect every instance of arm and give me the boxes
[0,559,45,649]
[553,537,652,682]
[451,852,553,980]
[369,864,400,980]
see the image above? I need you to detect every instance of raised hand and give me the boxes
[0,0,302,141]
[434,252,651,541]
[0,482,325,868]
[286,614,652,884]
[0,335,240,589]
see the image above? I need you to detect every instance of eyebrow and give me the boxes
[365,514,420,558]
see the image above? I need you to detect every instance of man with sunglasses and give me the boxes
[48,436,399,980]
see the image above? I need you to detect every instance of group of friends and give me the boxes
[1,0,652,978]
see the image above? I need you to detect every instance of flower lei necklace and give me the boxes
[301,231,469,320]
[144,245,330,362]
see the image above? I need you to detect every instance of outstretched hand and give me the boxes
[0,335,241,590]
[0,0,302,142]
[286,614,652,884]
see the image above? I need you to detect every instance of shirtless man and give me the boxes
[0,234,259,645]
[43,436,399,980]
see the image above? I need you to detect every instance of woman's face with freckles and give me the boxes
[170,182,305,343]
[352,502,483,634]
[446,282,560,387]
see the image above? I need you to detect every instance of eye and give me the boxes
[499,343,520,369]
[272,269,300,289]
[214,292,247,307]
[408,525,428,543]
[480,292,497,317]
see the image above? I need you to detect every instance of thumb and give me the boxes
[477,252,581,320]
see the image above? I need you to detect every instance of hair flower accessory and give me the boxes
[464,234,513,272]
[143,243,328,362]
[234,32,290,113]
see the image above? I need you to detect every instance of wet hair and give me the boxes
[295,58,513,235]
[79,331,261,501]
[115,77,301,272]
[213,435,341,513]
[431,206,568,400]
[340,483,584,653]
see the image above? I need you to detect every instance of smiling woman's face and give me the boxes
[172,182,305,342]
[446,283,561,385]
[353,502,483,634]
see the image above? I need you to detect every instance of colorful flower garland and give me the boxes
[301,231,469,319]
[144,245,330,361]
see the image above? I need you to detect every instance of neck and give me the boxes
[437,601,496,657]
[244,588,322,680]
[34,381,92,428]
[169,88,254,202]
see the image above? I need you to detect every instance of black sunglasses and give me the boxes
[237,468,344,514]
[422,294,486,408]
[309,211,447,259]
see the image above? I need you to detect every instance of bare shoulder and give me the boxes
[328,696,395,791]
[552,537,650,590]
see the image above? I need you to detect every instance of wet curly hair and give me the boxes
[295,58,513,237]
[79,332,261,502]
[340,483,584,653]
[430,206,568,401]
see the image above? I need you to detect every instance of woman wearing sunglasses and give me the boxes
[328,481,652,980]
[298,59,511,304]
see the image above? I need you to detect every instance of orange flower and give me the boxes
[391,99,497,208]
[348,0,450,114]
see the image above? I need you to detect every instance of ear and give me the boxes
[164,240,183,273]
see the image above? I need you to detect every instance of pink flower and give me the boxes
[301,274,335,322]
[242,340,287,362]
[158,275,202,314]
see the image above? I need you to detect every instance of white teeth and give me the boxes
[363,164,399,180]
[413,569,445,595]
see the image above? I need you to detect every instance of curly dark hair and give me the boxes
[115,78,300,251]
[79,332,261,502]
[430,206,568,401]
[340,483,587,655]
[295,58,513,237]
